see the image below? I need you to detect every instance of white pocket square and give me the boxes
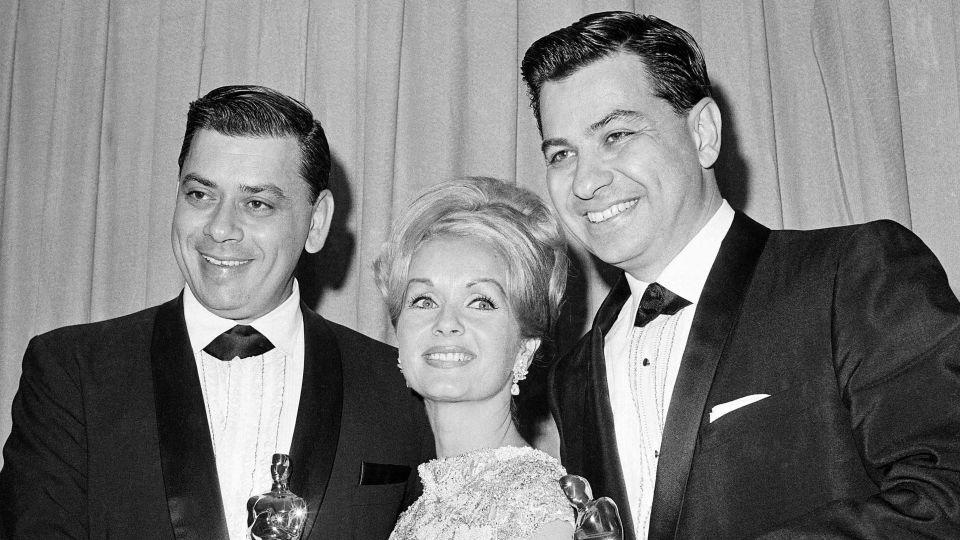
[709,394,770,423]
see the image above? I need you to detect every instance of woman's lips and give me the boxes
[422,346,476,368]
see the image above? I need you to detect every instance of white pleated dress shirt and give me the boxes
[183,281,305,540]
[603,201,734,538]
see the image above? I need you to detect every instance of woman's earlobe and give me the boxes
[511,339,539,396]
[520,337,541,364]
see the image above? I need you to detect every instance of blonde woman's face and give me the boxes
[395,237,537,403]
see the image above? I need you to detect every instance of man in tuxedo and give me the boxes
[0,85,432,539]
[522,11,960,539]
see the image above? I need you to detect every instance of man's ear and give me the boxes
[305,189,334,254]
[688,97,722,169]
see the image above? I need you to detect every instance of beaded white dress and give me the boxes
[390,446,574,540]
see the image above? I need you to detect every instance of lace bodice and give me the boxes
[390,446,574,540]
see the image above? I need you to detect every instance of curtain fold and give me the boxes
[812,0,911,226]
[1,0,958,461]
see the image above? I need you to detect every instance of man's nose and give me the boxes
[572,153,613,200]
[432,304,464,336]
[203,202,243,242]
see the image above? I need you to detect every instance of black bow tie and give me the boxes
[634,282,690,327]
[203,325,275,361]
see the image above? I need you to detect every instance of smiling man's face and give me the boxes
[538,52,720,281]
[171,129,331,322]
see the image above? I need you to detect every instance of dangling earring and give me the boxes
[511,362,528,396]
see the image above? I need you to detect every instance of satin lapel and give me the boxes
[289,305,342,540]
[575,275,638,540]
[648,213,769,540]
[150,294,228,540]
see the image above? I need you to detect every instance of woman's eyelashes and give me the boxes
[403,292,500,311]
[407,294,437,309]
[467,295,497,310]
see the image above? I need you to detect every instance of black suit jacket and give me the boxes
[0,295,433,539]
[550,213,960,539]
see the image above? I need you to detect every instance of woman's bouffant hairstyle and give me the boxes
[373,177,568,348]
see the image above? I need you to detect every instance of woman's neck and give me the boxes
[425,397,527,458]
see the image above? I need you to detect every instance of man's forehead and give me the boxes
[179,129,310,192]
[188,129,299,157]
[541,54,651,101]
[539,55,662,134]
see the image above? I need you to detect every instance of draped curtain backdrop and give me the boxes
[1,0,958,459]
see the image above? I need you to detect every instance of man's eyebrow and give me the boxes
[540,109,646,155]
[241,183,289,200]
[541,137,570,155]
[179,173,290,200]
[180,172,214,187]
[589,109,644,132]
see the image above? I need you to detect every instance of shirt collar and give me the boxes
[625,200,735,306]
[183,280,303,357]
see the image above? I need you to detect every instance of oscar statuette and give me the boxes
[247,454,307,539]
[560,474,624,540]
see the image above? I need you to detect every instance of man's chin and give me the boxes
[194,290,253,319]
[579,233,641,262]
[592,243,649,271]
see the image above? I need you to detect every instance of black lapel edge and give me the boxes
[150,293,228,539]
[648,212,770,539]
[289,304,342,540]
[550,274,639,539]
[587,275,638,540]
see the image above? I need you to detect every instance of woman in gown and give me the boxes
[375,176,574,539]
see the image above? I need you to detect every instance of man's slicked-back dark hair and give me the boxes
[177,85,331,203]
[521,11,712,131]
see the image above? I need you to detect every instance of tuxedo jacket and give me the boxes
[550,213,960,539]
[0,295,433,539]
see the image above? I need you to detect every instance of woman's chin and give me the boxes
[417,382,512,407]
[411,375,468,401]
[419,386,472,403]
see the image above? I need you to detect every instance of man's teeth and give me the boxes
[425,352,471,363]
[203,255,248,267]
[587,199,638,223]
